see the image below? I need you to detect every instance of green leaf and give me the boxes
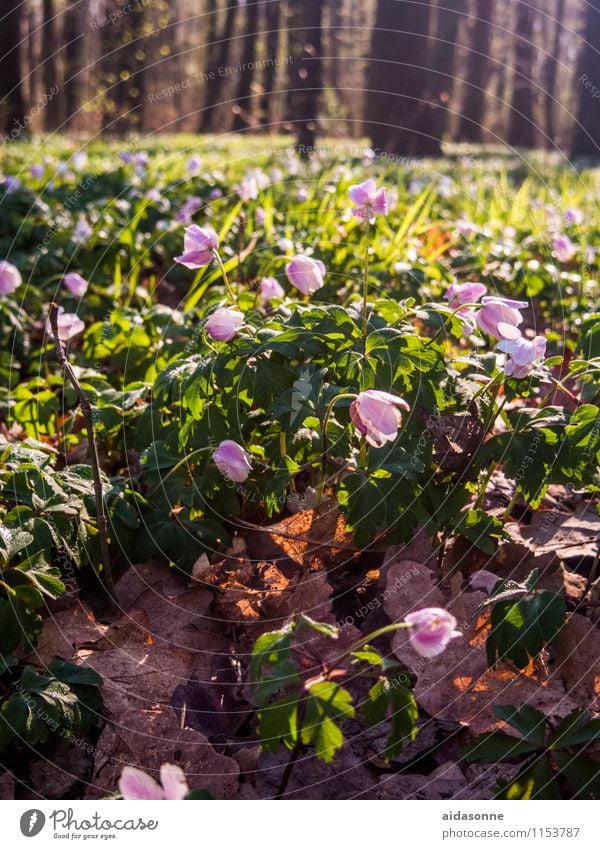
[249,629,299,705]
[362,676,419,760]
[462,732,541,763]
[552,752,600,799]
[493,704,547,746]
[550,710,600,749]
[302,681,355,764]
[257,697,299,753]
[486,591,567,669]
[499,755,560,800]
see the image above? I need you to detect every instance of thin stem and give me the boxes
[213,250,238,305]
[318,393,358,504]
[147,447,212,497]
[331,622,412,669]
[502,486,521,522]
[425,302,483,347]
[547,375,581,408]
[49,303,117,606]
[275,699,306,799]
[473,462,497,510]
[362,219,371,347]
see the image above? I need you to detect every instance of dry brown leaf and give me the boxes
[385,562,580,733]
[555,613,600,712]
[85,707,239,799]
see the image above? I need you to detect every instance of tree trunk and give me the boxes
[412,0,467,155]
[233,0,260,131]
[0,0,26,137]
[63,0,85,129]
[41,0,62,130]
[543,0,565,147]
[259,0,281,128]
[199,0,238,132]
[365,0,434,155]
[457,0,494,143]
[292,0,322,153]
[571,0,600,157]
[507,1,537,148]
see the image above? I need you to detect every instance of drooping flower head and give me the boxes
[259,277,284,304]
[476,296,528,340]
[445,281,487,312]
[119,763,189,801]
[497,334,547,379]
[350,390,410,448]
[348,178,388,221]
[0,261,22,295]
[175,224,219,268]
[553,234,577,263]
[46,306,85,341]
[213,440,252,483]
[205,307,244,342]
[404,608,461,658]
[63,272,89,297]
[285,255,326,296]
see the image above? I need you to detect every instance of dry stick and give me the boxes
[49,303,117,604]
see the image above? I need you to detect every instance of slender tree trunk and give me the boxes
[291,0,322,153]
[543,0,565,147]
[199,0,238,132]
[365,0,434,155]
[0,0,26,136]
[259,0,281,128]
[63,1,85,129]
[457,0,493,143]
[41,0,62,130]
[507,1,537,148]
[413,0,467,154]
[233,0,260,130]
[571,0,600,157]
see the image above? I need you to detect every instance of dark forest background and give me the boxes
[1,0,599,157]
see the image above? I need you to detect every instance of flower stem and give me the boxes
[362,219,371,348]
[318,392,358,505]
[213,250,238,305]
[332,622,412,668]
[425,302,483,347]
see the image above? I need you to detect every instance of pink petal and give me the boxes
[119,767,165,800]
[160,764,189,800]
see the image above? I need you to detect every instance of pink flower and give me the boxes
[259,277,284,303]
[176,197,203,223]
[476,296,528,340]
[404,608,461,658]
[497,334,547,379]
[553,234,577,263]
[119,763,189,800]
[348,178,388,220]
[63,272,89,297]
[175,224,219,268]
[213,440,252,483]
[445,281,487,311]
[0,261,22,294]
[564,208,584,227]
[205,307,244,342]
[187,156,201,176]
[286,255,326,296]
[455,219,475,237]
[46,306,85,341]
[350,390,410,448]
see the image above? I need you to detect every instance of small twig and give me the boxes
[49,303,117,605]
[275,700,306,799]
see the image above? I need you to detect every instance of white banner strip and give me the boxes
[0,799,597,848]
